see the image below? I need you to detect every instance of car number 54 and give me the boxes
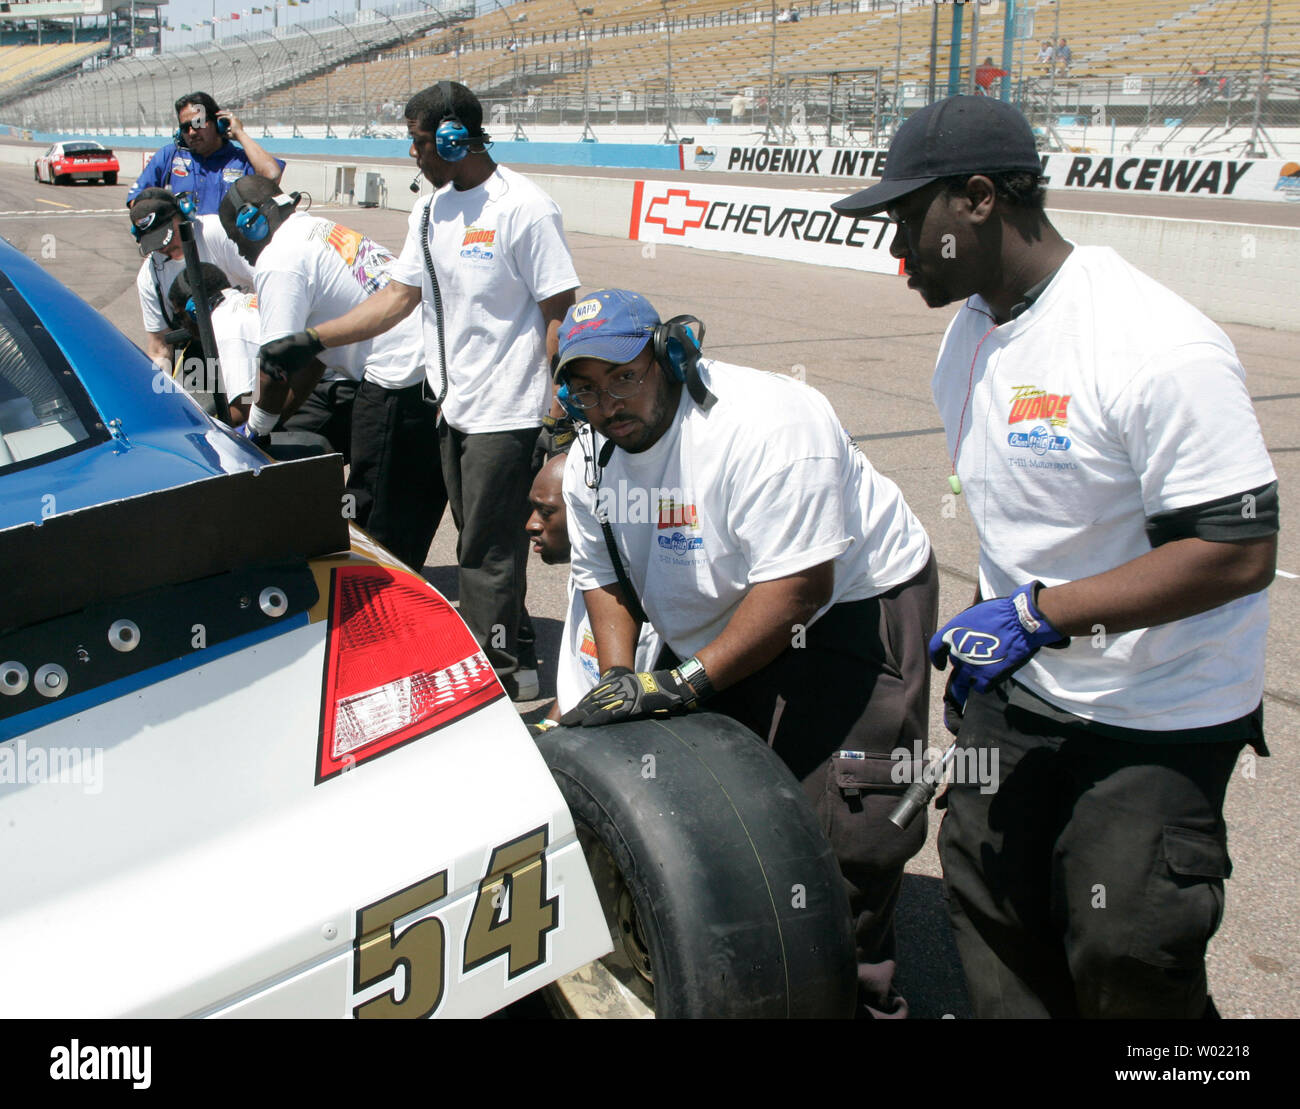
[351,826,560,1019]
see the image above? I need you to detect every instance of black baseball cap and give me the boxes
[130,193,181,256]
[832,95,1041,216]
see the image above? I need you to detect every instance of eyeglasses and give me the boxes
[564,361,654,410]
[179,119,211,134]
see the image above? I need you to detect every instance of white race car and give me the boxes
[0,238,854,1019]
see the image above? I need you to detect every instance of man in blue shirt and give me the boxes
[126,92,284,215]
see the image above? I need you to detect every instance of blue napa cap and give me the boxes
[555,289,660,379]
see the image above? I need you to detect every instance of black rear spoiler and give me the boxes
[1,454,349,634]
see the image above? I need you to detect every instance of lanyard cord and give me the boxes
[949,301,999,495]
[419,197,450,407]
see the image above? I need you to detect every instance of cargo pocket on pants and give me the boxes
[820,752,928,876]
[1129,825,1231,970]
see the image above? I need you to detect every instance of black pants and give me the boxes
[346,380,446,571]
[438,422,539,676]
[281,378,357,464]
[708,553,939,1018]
[939,686,1245,1018]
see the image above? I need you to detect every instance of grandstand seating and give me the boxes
[0,41,104,101]
[4,0,1295,135]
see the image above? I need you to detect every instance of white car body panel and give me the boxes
[0,612,610,1018]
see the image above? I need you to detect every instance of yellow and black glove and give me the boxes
[559,665,700,728]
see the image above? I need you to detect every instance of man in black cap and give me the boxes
[834,95,1277,1019]
[130,188,253,371]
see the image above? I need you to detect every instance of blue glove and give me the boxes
[929,582,1067,713]
[234,422,270,449]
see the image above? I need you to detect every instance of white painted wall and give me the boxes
[3,142,1295,331]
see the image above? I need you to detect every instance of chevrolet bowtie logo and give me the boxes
[644,188,707,236]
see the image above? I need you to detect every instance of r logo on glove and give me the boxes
[929,582,1067,722]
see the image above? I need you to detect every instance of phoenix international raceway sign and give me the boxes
[629,179,901,274]
[680,143,1300,204]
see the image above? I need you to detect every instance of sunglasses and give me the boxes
[179,119,212,134]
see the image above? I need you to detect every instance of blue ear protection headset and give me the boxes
[227,177,300,244]
[556,316,709,423]
[433,80,489,162]
[183,291,224,322]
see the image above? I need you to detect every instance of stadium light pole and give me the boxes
[106,66,129,134]
[893,2,902,128]
[125,54,154,135]
[659,0,677,143]
[1246,0,1274,158]
[764,1,778,142]
[371,8,412,101]
[572,4,596,141]
[329,14,369,132]
[296,22,335,138]
[208,35,243,105]
[232,33,272,134]
[262,30,300,135]
[1046,0,1059,132]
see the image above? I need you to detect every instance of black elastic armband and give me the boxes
[1145,481,1278,547]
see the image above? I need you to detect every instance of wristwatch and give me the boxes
[674,655,715,704]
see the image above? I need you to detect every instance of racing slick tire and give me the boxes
[104,172,117,186]
[534,713,857,1018]
[33,164,39,182]
[54,174,68,186]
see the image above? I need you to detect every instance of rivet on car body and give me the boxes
[108,620,140,652]
[321,923,338,941]
[76,647,90,663]
[0,662,29,696]
[34,663,68,698]
[259,587,288,618]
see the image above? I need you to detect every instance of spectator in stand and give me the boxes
[1056,38,1072,75]
[1036,40,1054,71]
[974,57,1009,96]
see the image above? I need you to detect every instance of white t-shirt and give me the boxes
[565,359,932,661]
[135,214,254,335]
[389,166,579,433]
[209,290,260,403]
[253,212,424,389]
[556,577,663,715]
[931,244,1275,729]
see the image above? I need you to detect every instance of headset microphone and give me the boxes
[409,173,422,194]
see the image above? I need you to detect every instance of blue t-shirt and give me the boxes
[125,141,284,215]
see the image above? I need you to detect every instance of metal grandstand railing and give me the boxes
[1,0,1295,150]
[9,3,470,136]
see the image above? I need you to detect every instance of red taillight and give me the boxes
[316,565,502,782]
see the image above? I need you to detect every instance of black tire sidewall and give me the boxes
[537,713,856,1018]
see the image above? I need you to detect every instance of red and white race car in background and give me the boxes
[34,140,119,186]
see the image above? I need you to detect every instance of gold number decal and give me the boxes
[353,871,448,1019]
[463,826,559,979]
